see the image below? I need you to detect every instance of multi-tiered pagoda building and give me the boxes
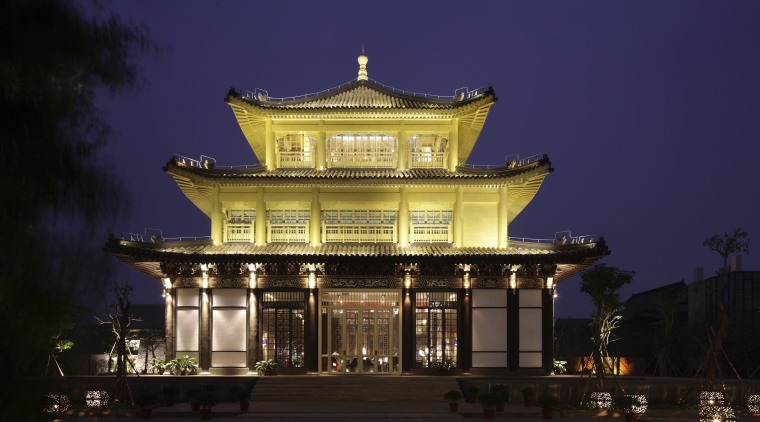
[107,54,608,375]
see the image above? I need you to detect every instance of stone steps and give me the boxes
[250,375,460,402]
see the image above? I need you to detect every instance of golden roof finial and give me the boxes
[357,50,368,81]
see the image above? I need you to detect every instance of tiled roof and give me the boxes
[106,237,608,282]
[228,80,495,111]
[166,156,552,181]
[108,238,604,260]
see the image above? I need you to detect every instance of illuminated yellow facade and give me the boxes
[108,55,608,376]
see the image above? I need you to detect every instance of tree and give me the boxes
[702,228,750,381]
[580,264,634,390]
[0,1,153,418]
[139,329,165,374]
[96,282,141,405]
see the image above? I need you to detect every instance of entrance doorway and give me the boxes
[320,290,401,374]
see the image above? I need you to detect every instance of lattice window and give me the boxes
[327,134,397,168]
[409,209,453,243]
[277,134,315,168]
[408,135,448,169]
[262,291,305,368]
[267,209,310,243]
[321,209,397,243]
[415,291,458,368]
[224,209,255,243]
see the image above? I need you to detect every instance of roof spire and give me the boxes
[357,50,368,81]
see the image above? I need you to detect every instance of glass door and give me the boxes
[321,290,400,374]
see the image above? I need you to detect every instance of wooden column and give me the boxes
[310,187,320,246]
[542,288,554,375]
[316,131,326,170]
[397,130,407,171]
[199,289,211,371]
[255,189,266,246]
[460,289,472,370]
[164,289,175,363]
[305,289,319,372]
[399,187,408,247]
[211,186,222,246]
[246,289,259,370]
[507,289,519,372]
[402,289,414,372]
[449,119,459,171]
[265,119,275,169]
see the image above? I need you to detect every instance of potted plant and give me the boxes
[231,385,251,412]
[150,357,167,374]
[166,355,199,376]
[478,392,500,420]
[443,389,463,412]
[254,359,279,376]
[536,393,559,419]
[614,395,643,422]
[186,387,202,412]
[135,393,159,420]
[491,384,508,412]
[431,358,456,375]
[466,386,480,403]
[160,385,178,407]
[521,386,536,407]
[196,388,217,420]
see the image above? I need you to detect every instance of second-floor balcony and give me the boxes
[322,224,396,243]
[410,223,452,243]
[408,151,447,169]
[268,223,309,243]
[327,150,397,168]
[224,223,254,243]
[278,151,314,168]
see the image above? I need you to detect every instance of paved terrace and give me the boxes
[53,401,757,421]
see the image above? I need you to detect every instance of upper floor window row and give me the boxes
[222,208,453,244]
[408,135,448,169]
[327,135,397,169]
[277,134,315,168]
[275,134,448,169]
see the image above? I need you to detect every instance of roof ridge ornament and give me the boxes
[357,52,368,81]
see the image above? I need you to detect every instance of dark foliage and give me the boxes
[0,0,153,419]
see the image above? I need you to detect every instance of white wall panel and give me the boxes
[519,308,542,351]
[177,288,199,307]
[212,351,246,367]
[519,289,542,307]
[176,309,199,351]
[212,309,246,351]
[519,352,542,368]
[472,289,507,308]
[213,289,246,307]
[472,352,507,368]
[472,308,507,351]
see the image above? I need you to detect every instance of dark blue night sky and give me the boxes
[97,0,760,317]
